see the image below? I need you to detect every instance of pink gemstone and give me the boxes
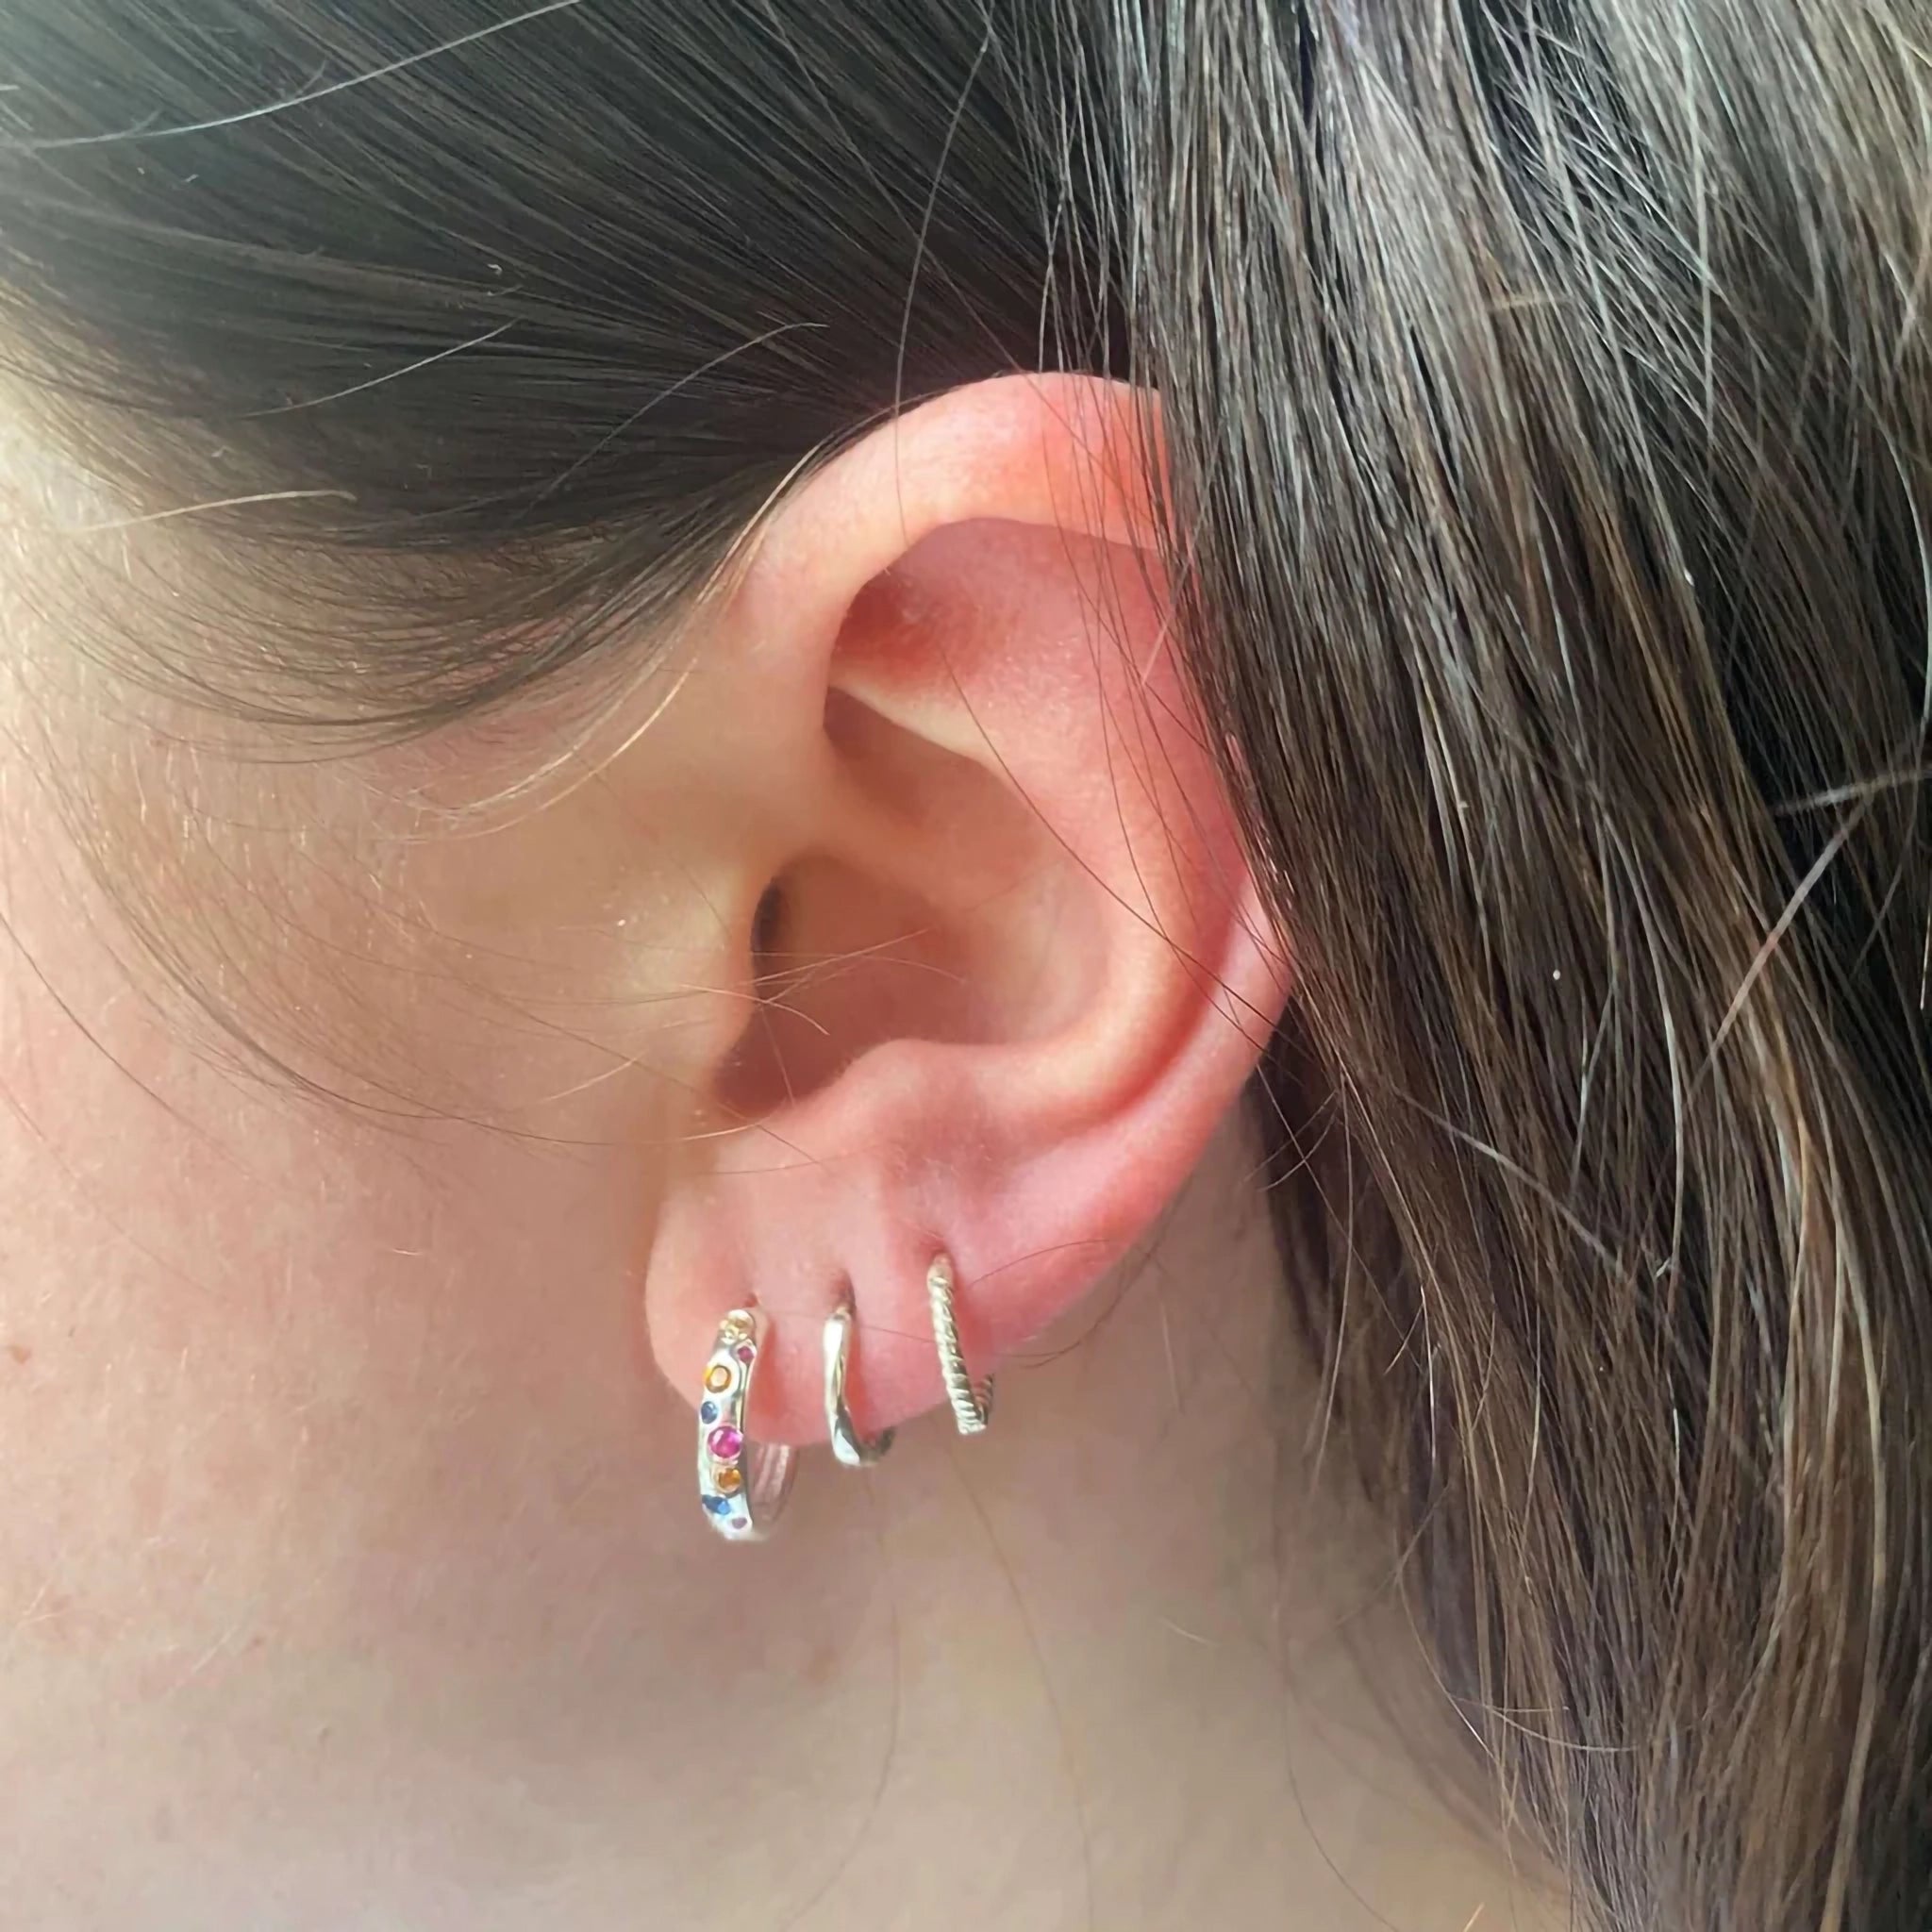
[734,1343,756,1363]
[730,1518,748,1532]
[708,1424,744,1460]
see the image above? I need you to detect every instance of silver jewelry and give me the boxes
[926,1252,993,1435]
[697,1305,796,1542]
[824,1295,895,1468]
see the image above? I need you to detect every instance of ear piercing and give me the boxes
[696,1305,796,1542]
[698,1252,992,1541]
[824,1294,896,1467]
[927,1252,994,1435]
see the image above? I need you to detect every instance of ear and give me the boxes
[644,375,1288,1441]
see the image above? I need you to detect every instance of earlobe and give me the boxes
[641,375,1287,1451]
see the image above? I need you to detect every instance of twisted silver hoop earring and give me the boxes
[824,1296,895,1468]
[926,1253,994,1435]
[697,1305,796,1542]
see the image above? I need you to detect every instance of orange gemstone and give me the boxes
[704,1364,732,1393]
[714,1467,744,1495]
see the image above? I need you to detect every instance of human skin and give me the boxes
[0,375,1563,1929]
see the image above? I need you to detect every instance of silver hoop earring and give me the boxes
[926,1253,994,1435]
[697,1306,796,1542]
[824,1295,895,1468]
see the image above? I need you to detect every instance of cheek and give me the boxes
[0,781,702,1688]
[287,724,758,1134]
[0,647,763,1813]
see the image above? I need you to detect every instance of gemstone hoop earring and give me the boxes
[696,1306,796,1542]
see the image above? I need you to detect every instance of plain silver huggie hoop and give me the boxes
[824,1295,895,1468]
[926,1253,993,1436]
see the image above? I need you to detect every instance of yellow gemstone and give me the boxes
[718,1311,755,1345]
[714,1466,743,1495]
[704,1364,732,1394]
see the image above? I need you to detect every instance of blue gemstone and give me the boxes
[703,1495,731,1516]
[700,1400,719,1424]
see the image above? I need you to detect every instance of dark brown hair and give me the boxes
[3,4,1929,1924]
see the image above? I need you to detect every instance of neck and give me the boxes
[696,1115,1562,1929]
[0,924,1557,1927]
